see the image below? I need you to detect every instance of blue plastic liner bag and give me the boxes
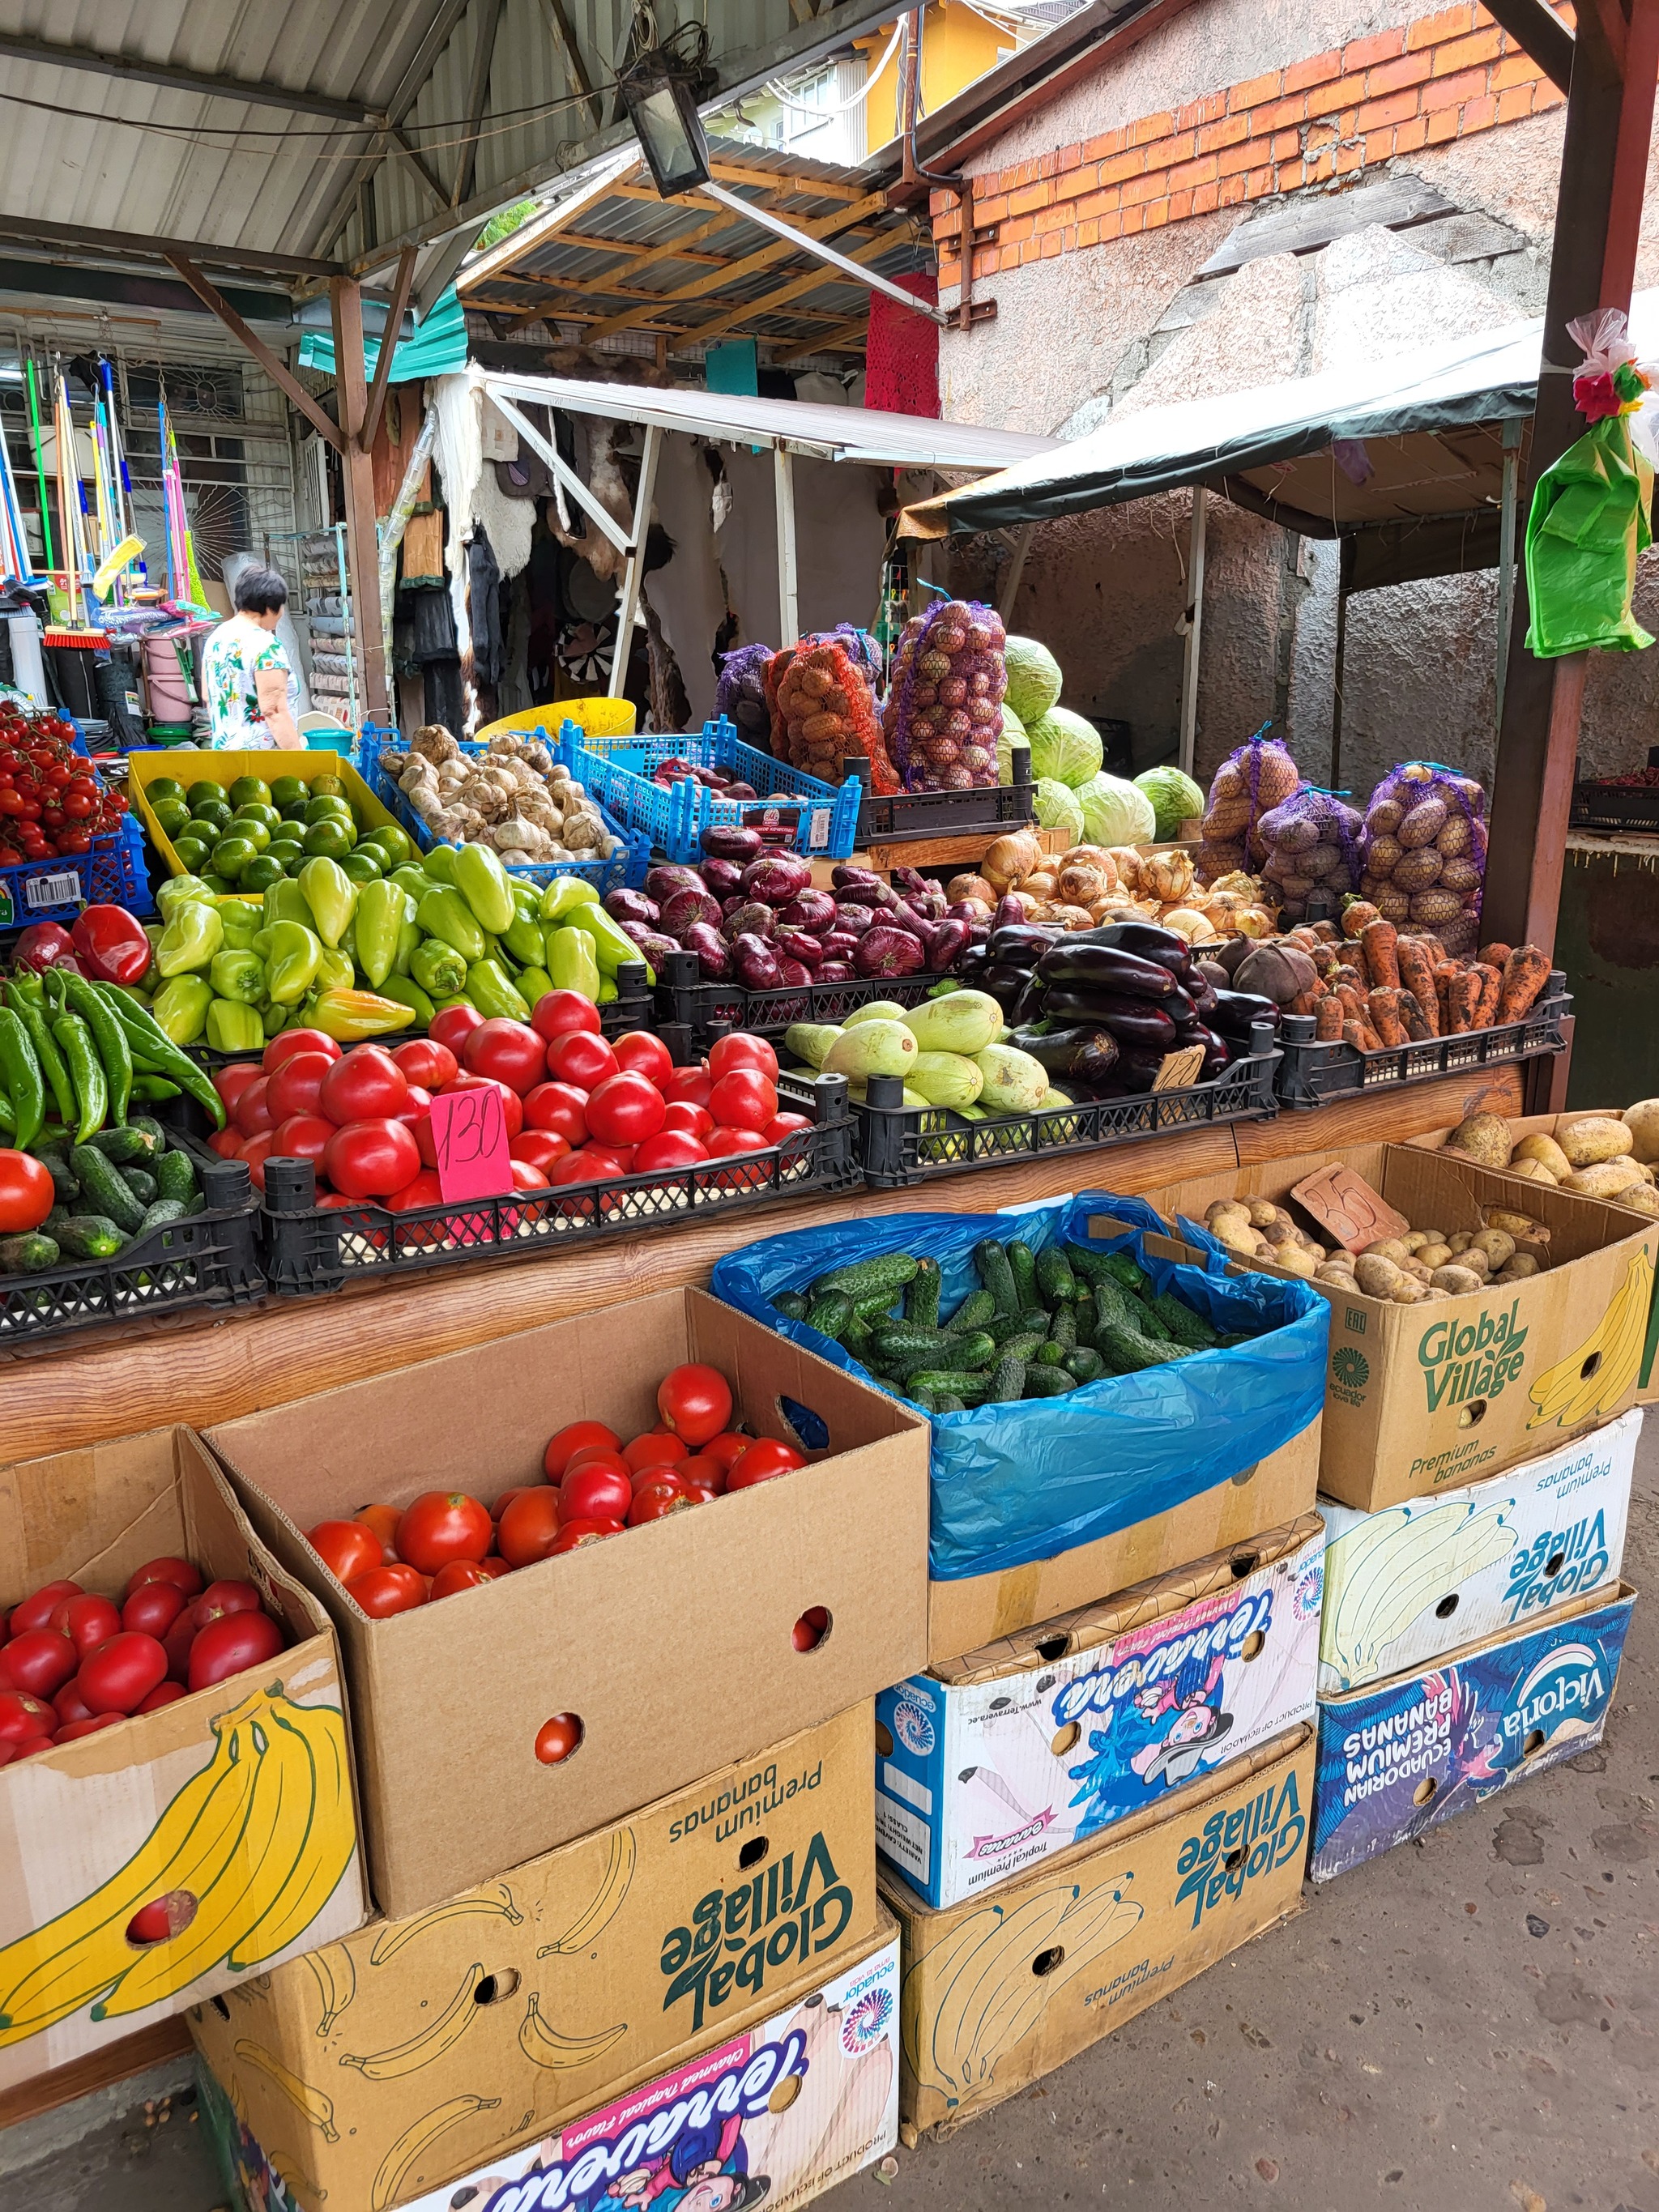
[711,1190,1329,1583]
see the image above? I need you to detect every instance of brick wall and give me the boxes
[932,3,1564,283]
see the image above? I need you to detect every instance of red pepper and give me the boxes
[11,923,79,974]
[70,904,152,987]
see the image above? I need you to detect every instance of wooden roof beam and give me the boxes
[685,228,904,348]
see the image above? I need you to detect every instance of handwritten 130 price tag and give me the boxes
[1289,1164,1412,1255]
[428,1084,514,1204]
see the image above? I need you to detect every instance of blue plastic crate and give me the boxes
[0,811,152,928]
[356,723,650,895]
[556,716,862,863]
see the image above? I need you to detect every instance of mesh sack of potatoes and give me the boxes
[881,599,1008,792]
[771,631,899,793]
[712,640,776,748]
[1256,784,1363,920]
[1358,760,1488,956]
[1197,726,1301,881]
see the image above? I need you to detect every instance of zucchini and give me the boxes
[1034,1247,1078,1306]
[984,1354,1026,1403]
[122,1168,158,1208]
[55,1214,126,1260]
[905,1369,992,1404]
[136,1198,190,1237]
[88,1125,160,1166]
[1021,1366,1073,1399]
[773,1290,810,1322]
[0,1232,59,1274]
[69,1144,147,1234]
[1065,1346,1106,1383]
[804,1290,855,1338]
[949,1288,996,1332]
[904,1258,941,1329]
[1006,1239,1038,1311]
[1148,1292,1218,1349]
[809,1252,919,1301]
[973,1238,1019,1315]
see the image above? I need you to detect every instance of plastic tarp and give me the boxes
[297,287,468,384]
[711,1191,1329,1583]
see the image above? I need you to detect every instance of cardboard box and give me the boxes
[1310,1580,1637,1883]
[189,1703,879,2210]
[198,1911,901,2212]
[889,1728,1312,2142]
[1319,1408,1640,1694]
[206,1288,930,1916]
[1149,1143,1657,1511]
[878,1517,1324,1907]
[925,1415,1321,1664]
[0,1428,369,2094]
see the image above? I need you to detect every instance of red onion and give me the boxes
[722,900,775,943]
[854,926,928,978]
[682,923,730,978]
[778,889,838,934]
[774,927,825,970]
[731,933,783,989]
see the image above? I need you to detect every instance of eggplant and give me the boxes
[1193,1025,1232,1080]
[1208,988,1282,1042]
[646,863,705,906]
[1187,973,1218,1017]
[701,825,764,863]
[701,856,745,900]
[928,917,971,973]
[1009,1024,1120,1086]
[742,852,812,906]
[853,925,927,978]
[1036,940,1177,1000]
[775,927,825,970]
[1070,921,1193,978]
[1010,975,1047,1026]
[778,889,838,934]
[682,922,731,979]
[987,923,1057,966]
[731,932,783,989]
[957,944,990,984]
[1164,984,1197,1023]
[1041,987,1178,1049]
[604,888,660,929]
[1112,1044,1168,1093]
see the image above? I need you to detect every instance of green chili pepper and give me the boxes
[52,1012,107,1142]
[0,1008,45,1149]
[129,1075,182,1102]
[10,994,75,1127]
[60,973,133,1127]
[94,983,226,1130]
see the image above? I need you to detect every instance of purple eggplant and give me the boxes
[701,856,746,900]
[731,932,783,990]
[1187,973,1218,1017]
[741,852,812,906]
[646,863,705,906]
[1112,1045,1167,1093]
[928,918,971,974]
[775,927,825,970]
[604,887,661,929]
[682,922,731,980]
[1009,1025,1120,1088]
[1036,941,1177,1000]
[659,886,724,940]
[700,824,763,863]
[1042,987,1178,1049]
[778,889,838,934]
[722,900,776,944]
[817,959,855,982]
[854,926,928,978]
[1074,921,1193,978]
[988,923,1060,965]
[1193,1025,1231,1080]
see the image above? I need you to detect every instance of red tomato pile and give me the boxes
[0,1557,288,1762]
[303,1362,807,1617]
[0,701,127,867]
[209,997,809,1212]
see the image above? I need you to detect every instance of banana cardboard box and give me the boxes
[188,1703,880,2212]
[1310,1579,1636,1883]
[877,1516,1323,1908]
[0,1426,368,2094]
[888,1726,1311,2142]
[1319,1407,1640,1695]
[197,1913,899,2212]
[1149,1143,1657,1514]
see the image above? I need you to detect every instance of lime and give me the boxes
[172,836,210,872]
[186,779,225,809]
[201,872,234,895]
[268,833,305,863]
[228,775,271,809]
[303,816,356,861]
[235,817,271,853]
[360,821,413,867]
[309,774,345,798]
[241,853,285,893]
[234,803,282,834]
[180,816,224,847]
[147,777,186,806]
[212,835,258,880]
[284,850,308,875]
[195,800,233,834]
[304,794,355,826]
[152,797,192,837]
[269,775,308,809]
[339,846,385,884]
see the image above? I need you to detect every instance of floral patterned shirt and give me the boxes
[202,617,300,749]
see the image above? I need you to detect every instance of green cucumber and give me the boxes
[155,1150,198,1205]
[37,1153,79,1206]
[905,1369,992,1404]
[55,1214,126,1259]
[804,1290,855,1338]
[949,1288,996,1332]
[1021,1366,1073,1399]
[1135,1302,1173,1340]
[130,1116,169,1155]
[854,1288,904,1323]
[974,1239,1019,1315]
[1093,1279,1138,1337]
[809,1252,919,1301]
[1034,1247,1078,1306]
[1218,1330,1256,1348]
[872,1322,962,1362]
[69,1145,147,1234]
[987,1305,1050,1347]
[88,1125,159,1166]
[933,1392,966,1413]
[1035,1340,1068,1367]
[997,1330,1047,1364]
[0,1232,58,1273]
[842,1318,874,1362]
[1065,1346,1106,1383]
[122,1168,158,1208]
[1006,1239,1038,1311]
[904,1258,941,1330]
[1098,1322,1187,1373]
[134,1198,189,1238]
[1048,1304,1077,1353]
[1102,1252,1150,1296]
[1148,1292,1219,1349]
[773,1290,810,1322]
[984,1354,1026,1403]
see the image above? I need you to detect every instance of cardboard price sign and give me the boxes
[1290,1163,1411,1255]
[1151,1044,1207,1093]
[428,1083,514,1203]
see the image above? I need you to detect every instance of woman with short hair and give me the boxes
[200,565,302,748]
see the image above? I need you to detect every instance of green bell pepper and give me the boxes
[316,947,355,992]
[209,948,266,1004]
[262,877,313,930]
[355,880,409,989]
[422,843,458,885]
[501,908,548,968]
[411,936,468,999]
[298,856,357,948]
[546,925,601,1002]
[561,900,648,980]
[514,964,553,1009]
[156,873,212,920]
[151,974,213,1046]
[213,898,262,950]
[540,876,599,923]
[416,886,488,965]
[206,999,266,1053]
[465,959,530,1021]
[376,972,437,1026]
[453,844,517,936]
[390,863,435,901]
[155,901,224,977]
[259,920,323,1007]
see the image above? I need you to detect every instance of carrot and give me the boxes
[1478,941,1514,972]
[1315,994,1344,1041]
[1399,989,1436,1042]
[1331,963,1364,995]
[1367,989,1410,1048]
[1341,901,1380,940]
[1396,939,1441,1034]
[1446,970,1482,1034]
[1433,961,1461,1031]
[1287,987,1324,1018]
[1469,962,1502,1028]
[1360,918,1401,991]
[1495,944,1551,1022]
[1342,1018,1383,1052]
[1334,982,1369,1025]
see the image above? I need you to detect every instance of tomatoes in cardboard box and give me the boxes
[345,1565,428,1618]
[189,1610,284,1688]
[658,1363,734,1448]
[543,1420,621,1480]
[0,1629,77,1698]
[307,1520,383,1585]
[395,1492,493,1575]
[559,1460,633,1523]
[78,1632,168,1715]
[726,1438,807,1490]
[497,1490,563,1568]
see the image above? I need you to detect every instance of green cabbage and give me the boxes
[1034,777,1084,845]
[1003,636,1063,723]
[1026,705,1102,790]
[996,703,1026,785]
[1134,764,1205,840]
[1077,772,1155,847]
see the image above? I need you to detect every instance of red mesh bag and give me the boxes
[881,599,1006,791]
[774,636,898,794]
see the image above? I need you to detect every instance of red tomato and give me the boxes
[702,1432,752,1474]
[583,1144,632,1175]
[232,1078,275,1139]
[676,1455,726,1501]
[395,1084,433,1126]
[612,1032,674,1086]
[395,1492,493,1575]
[268,1112,334,1168]
[544,1030,617,1090]
[478,1556,514,1578]
[430,1004,485,1056]
[622,1433,687,1477]
[523,1081,589,1145]
[160,1614,198,1685]
[392,1038,458,1090]
[320,1046,407,1125]
[511,1159,549,1191]
[439,1072,523,1139]
[464,1018,548,1096]
[497,1490,563,1569]
[531,991,602,1043]
[534,1712,583,1762]
[126,1558,203,1600]
[0,1149,54,1234]
[49,1593,122,1656]
[207,1127,244,1159]
[189,1610,285,1686]
[559,1460,634,1523]
[493,1487,534,1522]
[658,1363,734,1449]
[585,1072,664,1149]
[661,1066,714,1107]
[307,1520,384,1584]
[629,1479,697,1525]
[704,1128,771,1189]
[265,1050,335,1123]
[633,1130,709,1174]
[727,1438,806,1489]
[240,1132,279,1191]
[548,1519,624,1554]
[544,1419,621,1479]
[384,1169,445,1213]
[190,1580,262,1630]
[354,1504,401,1562]
[511,1129,571,1174]
[345,1565,429,1618]
[135,1681,189,1714]
[78,1632,168,1715]
[792,1605,830,1652]
[661,1102,714,1141]
[211,1062,264,1113]
[323,1118,421,1199]
[121,1583,186,1639]
[263,1029,341,1072]
[0,1628,78,1698]
[710,1034,779,1081]
[53,1716,121,1745]
[708,1070,777,1132]
[9,1579,81,1638]
[763,1113,812,1144]
[563,1448,632,1487]
[548,1150,612,1188]
[429,1559,497,1599]
[53,1678,95,1726]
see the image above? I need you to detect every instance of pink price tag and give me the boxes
[428,1085,514,1204]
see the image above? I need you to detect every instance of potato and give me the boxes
[1460,1247,1492,1278]
[1513,1237,1552,1271]
[1391,1277,1427,1304]
[1512,1133,1572,1181]
[1497,1254,1540,1280]
[1363,1238,1411,1264]
[1418,1242,1453,1271]
[1447,1232,1473,1255]
[1566,1159,1648,1199]
[1210,1217,1257,1255]
[1260,1218,1299,1246]
[1470,1229,1516,1268]
[1444,1112,1513,1169]
[1415,1229,1446,1247]
[1402,1230,1428,1251]
[1246,1199,1279,1227]
[1618,1182,1659,1217]
[1355,1254,1403,1298]
[1506,1159,1559,1187]
[1623,1099,1659,1164]
[1431,1264,1484,1294]
[1486,1209,1545,1240]
[1275,1243,1319,1279]
[1316,1263,1356,1285]
[1559,1116,1634,1167]
[1207,1199,1250,1225]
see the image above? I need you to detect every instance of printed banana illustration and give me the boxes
[537,1828,636,1958]
[269,2148,326,2204]
[517,1989,628,2070]
[1325,1498,1516,1679]
[303,1946,356,2038]
[370,1881,522,1967]
[1529,1248,1653,1430]
[371,2092,501,2212]
[339,1962,484,2079]
[0,1689,355,2046]
[234,2035,341,2142]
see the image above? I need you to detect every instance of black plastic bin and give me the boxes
[655,948,942,1050]
[1274,980,1572,1108]
[1569,782,1659,833]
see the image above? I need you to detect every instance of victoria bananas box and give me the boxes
[207,1287,928,1916]
[1310,1581,1636,1883]
[876,1517,1323,1907]
[0,1427,368,2094]
[188,1703,879,2211]
[1151,1143,1657,1512]
[1319,1408,1640,1694]
[888,1727,1312,2142]
[196,1912,900,2212]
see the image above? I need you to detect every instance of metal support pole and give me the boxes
[997,524,1032,622]
[1177,488,1206,778]
[1330,575,1349,790]
[774,445,800,649]
[329,275,390,722]
[608,424,662,699]
[1495,416,1524,723]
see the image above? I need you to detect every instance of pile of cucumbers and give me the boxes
[2,1119,210,1277]
[774,1238,1258,1412]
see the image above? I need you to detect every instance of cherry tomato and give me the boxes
[189,1610,285,1686]
[559,1460,634,1523]
[544,1030,617,1090]
[121,1583,187,1639]
[585,1072,665,1149]
[633,1130,709,1173]
[727,1438,807,1489]
[354,1504,402,1562]
[320,1046,407,1124]
[629,1479,697,1525]
[268,1112,334,1168]
[190,1580,262,1630]
[0,1627,79,1698]
[263,1029,342,1072]
[676,1455,726,1501]
[792,1605,830,1652]
[438,1071,523,1140]
[392,1038,459,1090]
[0,1149,54,1234]
[531,991,602,1043]
[534,1712,583,1762]
[430,1004,485,1056]
[345,1563,429,1617]
[53,1715,122,1745]
[323,1117,421,1199]
[661,1066,714,1108]
[622,1432,687,1477]
[511,1129,571,1174]
[708,1070,777,1132]
[710,1034,779,1081]
[265,1050,335,1123]
[135,1681,189,1715]
[9,1579,81,1638]
[523,1081,589,1145]
[544,1419,621,1480]
[126,1557,203,1600]
[211,1062,264,1113]
[395,1492,493,1575]
[497,1490,563,1568]
[78,1632,168,1715]
[307,1520,384,1585]
[612,1032,674,1087]
[548,1519,624,1554]
[763,1112,813,1144]
[661,1102,714,1141]
[429,1559,497,1599]
[49,1593,122,1656]
[464,1018,548,1096]
[658,1363,734,1448]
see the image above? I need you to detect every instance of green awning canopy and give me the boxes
[297,285,467,383]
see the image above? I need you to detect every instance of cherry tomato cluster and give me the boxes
[0,701,127,867]
[0,1558,288,1763]
[302,1362,808,1621]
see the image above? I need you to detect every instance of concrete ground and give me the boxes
[5,1421,1654,2212]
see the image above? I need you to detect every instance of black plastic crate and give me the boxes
[1569,781,1659,833]
[655,948,941,1049]
[256,1072,859,1294]
[783,1033,1280,1191]
[0,1134,262,1352]
[852,769,1036,847]
[1275,981,1572,1109]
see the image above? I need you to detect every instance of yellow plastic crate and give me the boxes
[474,696,636,745]
[129,748,400,877]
